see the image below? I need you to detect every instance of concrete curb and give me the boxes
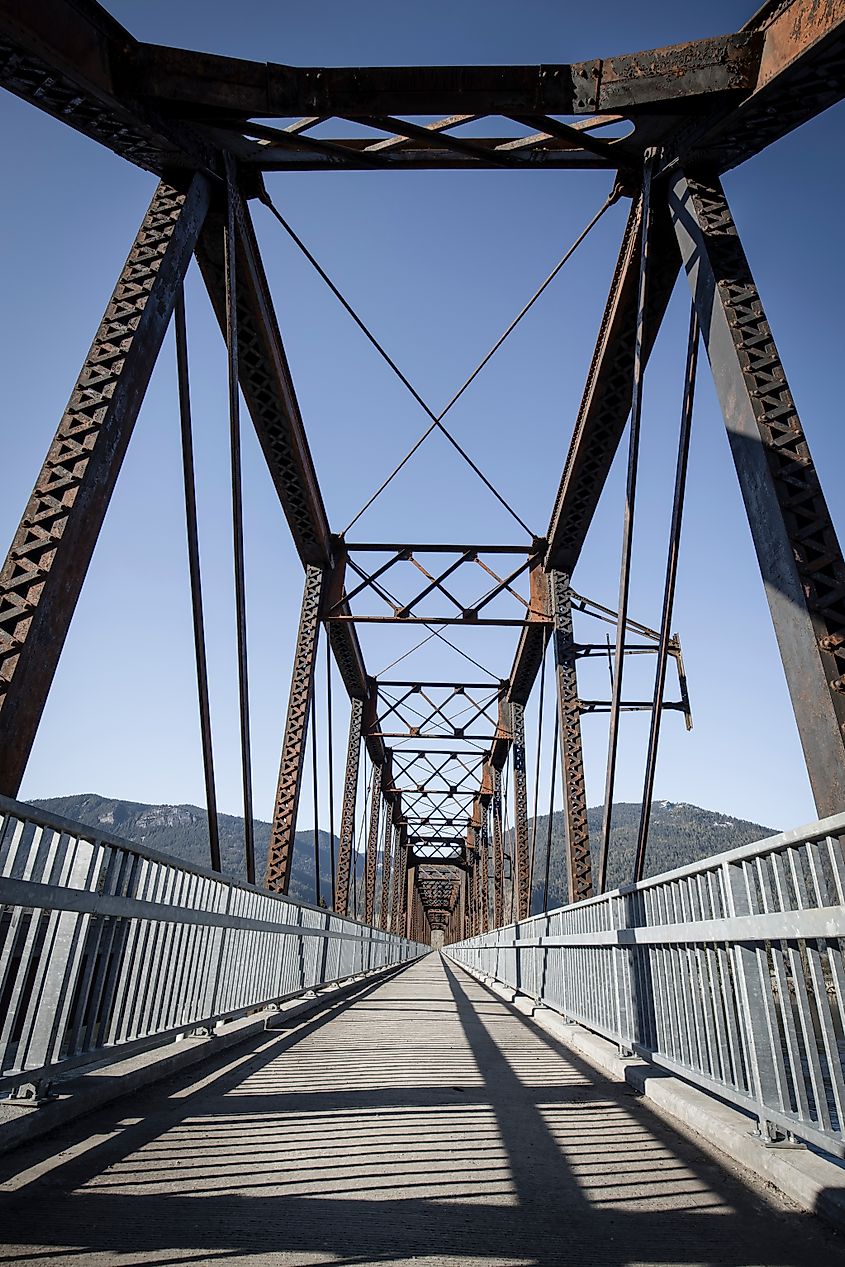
[449,956,845,1234]
[0,958,412,1155]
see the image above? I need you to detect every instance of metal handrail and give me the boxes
[447,811,845,1157]
[0,796,426,1095]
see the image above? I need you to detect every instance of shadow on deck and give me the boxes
[0,955,843,1267]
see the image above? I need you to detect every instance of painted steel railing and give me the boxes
[447,812,845,1157]
[0,797,425,1095]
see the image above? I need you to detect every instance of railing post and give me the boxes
[722,857,781,1136]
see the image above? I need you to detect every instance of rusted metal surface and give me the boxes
[1,2,842,179]
[0,174,211,795]
[670,169,845,817]
[550,571,593,904]
[128,33,759,126]
[194,187,332,568]
[510,702,532,922]
[364,766,381,926]
[266,565,324,894]
[379,815,394,930]
[544,193,680,577]
[335,698,364,917]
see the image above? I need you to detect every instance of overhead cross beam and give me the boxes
[3,2,844,177]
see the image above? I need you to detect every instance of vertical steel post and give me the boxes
[0,175,211,794]
[335,697,363,916]
[390,825,404,935]
[266,565,324,893]
[478,822,490,933]
[491,767,504,928]
[174,285,220,873]
[511,702,532,921]
[550,570,593,902]
[635,302,698,877]
[669,169,845,817]
[405,869,413,941]
[600,157,656,890]
[364,765,381,926]
[380,818,394,930]
[224,162,256,884]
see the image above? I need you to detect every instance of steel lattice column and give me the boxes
[335,697,363,916]
[399,839,411,936]
[266,564,323,892]
[364,765,381,926]
[479,820,490,933]
[550,569,593,902]
[0,174,211,794]
[390,825,404,934]
[669,171,845,817]
[511,702,532,920]
[491,768,504,927]
[379,817,393,930]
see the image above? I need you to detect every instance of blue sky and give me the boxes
[2,0,842,835]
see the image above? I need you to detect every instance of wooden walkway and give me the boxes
[1,954,843,1267]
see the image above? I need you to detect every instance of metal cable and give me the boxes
[175,285,221,874]
[634,301,699,880]
[310,688,321,907]
[225,167,256,885]
[260,186,616,538]
[598,160,654,895]
[325,636,337,910]
[260,195,529,533]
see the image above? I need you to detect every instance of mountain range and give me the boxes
[32,793,777,910]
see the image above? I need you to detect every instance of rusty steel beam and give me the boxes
[545,192,681,575]
[3,2,843,181]
[335,697,363,917]
[0,174,211,794]
[478,820,490,933]
[0,0,216,174]
[194,187,331,566]
[510,702,532,921]
[670,169,845,817]
[491,768,505,928]
[194,186,372,708]
[505,190,680,719]
[265,564,323,893]
[379,814,393,930]
[669,0,845,172]
[130,34,758,121]
[550,571,593,903]
[364,765,381,925]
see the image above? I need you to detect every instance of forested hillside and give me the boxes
[32,793,776,914]
[33,794,345,906]
[528,801,777,909]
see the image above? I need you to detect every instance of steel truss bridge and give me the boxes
[2,2,845,1260]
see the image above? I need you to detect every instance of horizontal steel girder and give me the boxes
[1,3,843,175]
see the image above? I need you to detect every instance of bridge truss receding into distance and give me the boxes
[0,0,844,956]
